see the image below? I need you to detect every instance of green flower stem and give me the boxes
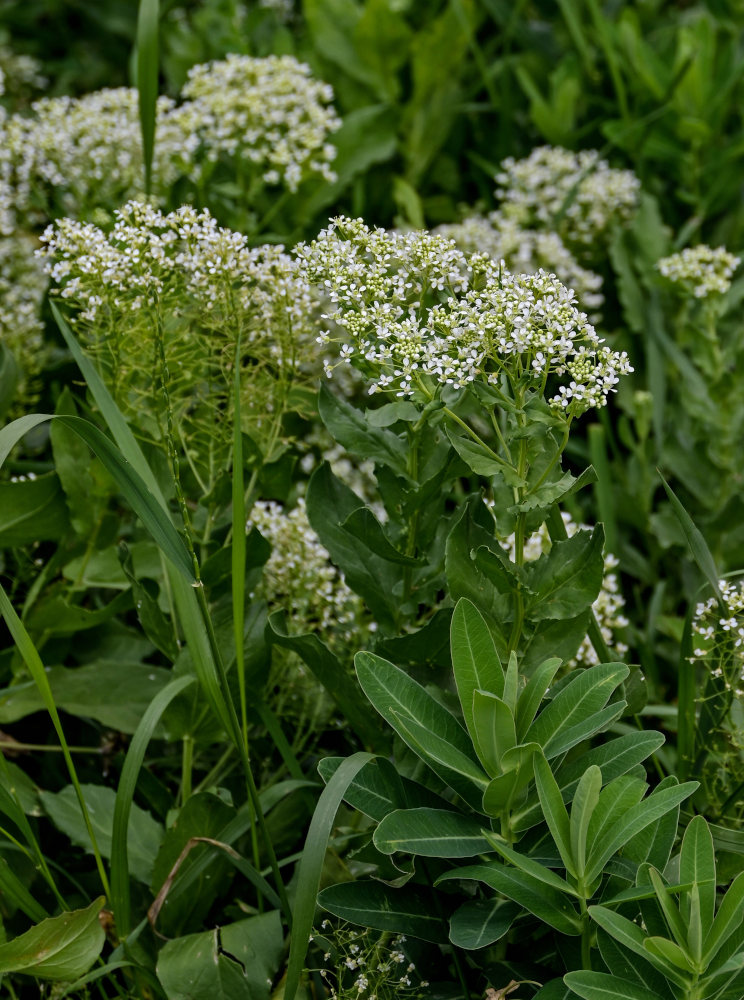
[579,894,592,970]
[508,397,528,653]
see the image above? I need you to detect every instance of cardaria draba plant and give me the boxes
[657,245,740,300]
[297,215,631,408]
[39,200,317,487]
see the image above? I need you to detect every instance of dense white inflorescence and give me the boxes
[174,54,340,191]
[495,145,640,247]
[437,212,604,312]
[506,511,628,667]
[692,580,744,698]
[657,244,740,299]
[297,216,632,413]
[1,89,196,222]
[247,498,361,642]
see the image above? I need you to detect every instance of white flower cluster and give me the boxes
[315,921,429,999]
[1,89,196,224]
[657,244,740,299]
[437,213,604,313]
[297,216,632,413]
[692,580,744,697]
[39,200,312,347]
[247,499,361,642]
[506,511,628,667]
[0,45,46,105]
[174,54,340,190]
[496,146,640,248]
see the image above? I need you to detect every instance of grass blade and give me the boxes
[283,752,373,1000]
[659,472,723,607]
[111,675,195,937]
[136,0,159,195]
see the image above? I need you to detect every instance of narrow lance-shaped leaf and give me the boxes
[534,753,576,878]
[571,765,602,880]
[451,598,504,740]
[373,808,491,858]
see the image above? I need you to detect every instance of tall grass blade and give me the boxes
[659,472,723,607]
[0,584,111,900]
[136,0,159,196]
[284,752,373,1000]
[111,675,195,937]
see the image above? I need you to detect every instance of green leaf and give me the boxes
[0,662,172,734]
[318,383,408,475]
[534,754,575,877]
[451,598,505,741]
[527,662,629,758]
[305,464,400,626]
[644,935,695,973]
[284,753,373,1000]
[526,526,605,620]
[571,765,602,879]
[437,863,581,935]
[341,507,420,565]
[0,473,71,546]
[446,428,513,478]
[564,971,661,1000]
[481,743,540,816]
[659,473,723,607]
[623,776,682,871]
[516,656,562,742]
[471,690,516,776]
[40,784,163,885]
[0,342,18,422]
[483,831,577,895]
[318,756,445,822]
[680,814,716,933]
[588,906,689,986]
[373,808,492,857]
[584,782,698,884]
[648,868,691,953]
[111,674,195,937]
[703,871,744,968]
[156,912,282,1000]
[318,881,448,944]
[0,897,105,980]
[449,898,519,950]
[136,0,159,196]
[268,614,385,750]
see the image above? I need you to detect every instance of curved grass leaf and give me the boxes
[659,472,722,607]
[283,752,373,1000]
[318,756,445,821]
[111,674,195,937]
[136,0,159,196]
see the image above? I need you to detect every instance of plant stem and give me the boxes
[181,735,194,805]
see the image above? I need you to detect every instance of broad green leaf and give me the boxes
[341,507,420,565]
[449,898,519,950]
[680,815,716,933]
[156,912,282,1000]
[0,897,105,980]
[437,863,581,935]
[526,526,605,620]
[564,971,661,1000]
[483,831,577,895]
[374,807,491,857]
[648,868,690,953]
[527,662,629,758]
[584,782,698,884]
[318,881,448,943]
[624,774,682,871]
[306,464,400,626]
[40,784,163,885]
[318,383,408,475]
[571,765,602,879]
[393,711,489,809]
[0,662,171,734]
[446,427,513,478]
[0,473,71,546]
[451,598,504,740]
[471,690,516,776]
[588,906,689,987]
[482,743,540,816]
[534,754,575,877]
[516,656,562,742]
[644,935,695,973]
[503,651,519,713]
[587,776,648,868]
[269,614,386,750]
[703,871,744,968]
[596,927,675,1000]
